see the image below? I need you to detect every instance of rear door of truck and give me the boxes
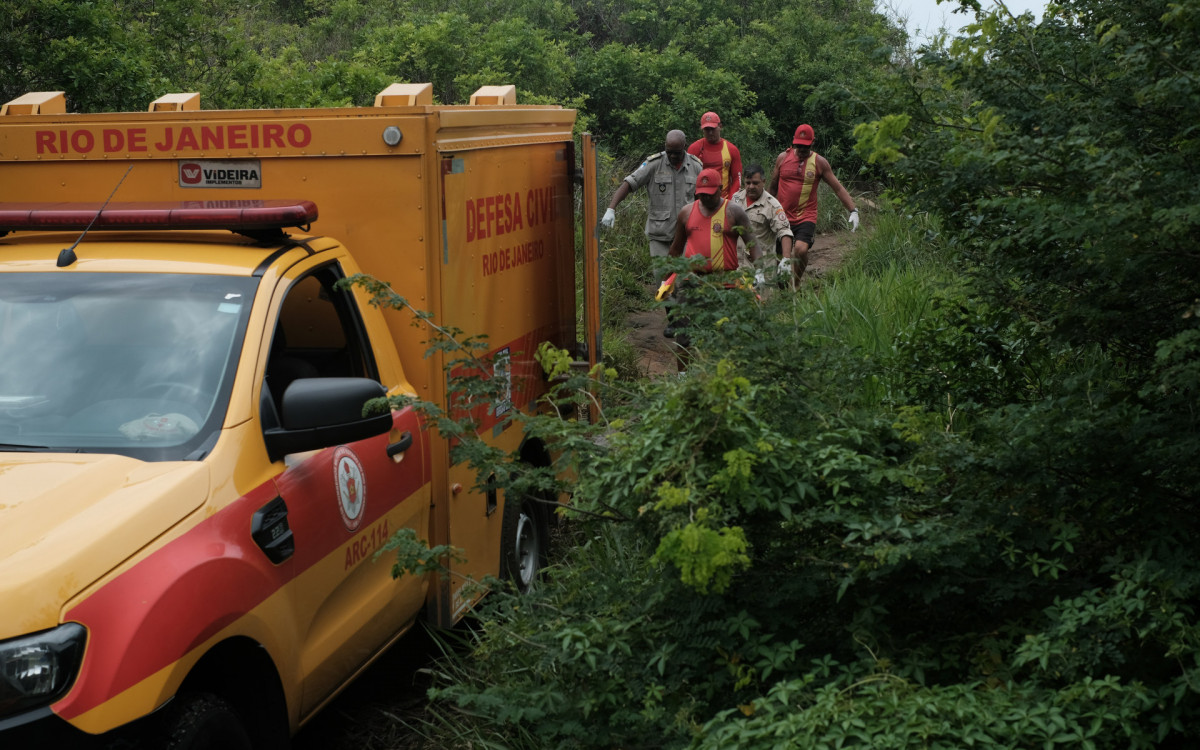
[435,140,574,613]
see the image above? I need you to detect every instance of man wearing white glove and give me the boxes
[768,123,860,283]
[601,130,704,258]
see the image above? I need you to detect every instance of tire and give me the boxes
[156,692,253,750]
[500,492,548,594]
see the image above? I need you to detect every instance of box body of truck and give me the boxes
[0,86,583,746]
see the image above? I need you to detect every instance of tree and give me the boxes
[1,0,158,112]
[857,0,1200,361]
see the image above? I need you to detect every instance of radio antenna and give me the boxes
[57,164,133,268]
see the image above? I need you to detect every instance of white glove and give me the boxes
[601,208,616,230]
[778,258,792,277]
[848,209,860,232]
[754,269,766,287]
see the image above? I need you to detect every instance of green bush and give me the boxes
[410,195,1200,747]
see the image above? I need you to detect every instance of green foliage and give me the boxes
[381,527,465,579]
[410,190,1200,747]
[842,206,949,275]
[696,672,1162,749]
[857,0,1200,362]
[354,13,574,105]
[852,113,911,165]
[573,43,765,160]
[2,0,901,177]
[424,526,728,746]
[719,0,906,167]
[1,0,159,111]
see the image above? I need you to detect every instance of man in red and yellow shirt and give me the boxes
[665,168,754,369]
[768,123,859,282]
[688,112,743,200]
[669,167,753,273]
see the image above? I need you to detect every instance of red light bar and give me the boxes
[0,200,318,232]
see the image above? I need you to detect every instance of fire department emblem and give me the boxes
[712,222,723,235]
[333,446,367,531]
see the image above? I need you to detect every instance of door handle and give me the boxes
[387,431,413,457]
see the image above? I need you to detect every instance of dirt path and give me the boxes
[628,230,855,377]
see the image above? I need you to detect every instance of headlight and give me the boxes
[0,623,86,719]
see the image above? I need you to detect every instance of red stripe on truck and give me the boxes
[57,408,429,720]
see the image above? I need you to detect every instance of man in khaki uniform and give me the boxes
[731,164,793,273]
[600,130,705,257]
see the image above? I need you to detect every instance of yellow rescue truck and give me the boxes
[0,85,599,748]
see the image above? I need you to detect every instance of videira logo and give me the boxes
[181,163,203,185]
[178,159,263,189]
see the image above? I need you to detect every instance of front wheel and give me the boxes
[155,692,252,750]
[500,493,548,594]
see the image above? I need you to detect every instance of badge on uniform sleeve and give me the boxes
[333,446,367,531]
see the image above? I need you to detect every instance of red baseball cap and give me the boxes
[700,111,721,128]
[695,168,722,195]
[793,124,815,145]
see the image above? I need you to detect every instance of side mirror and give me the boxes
[263,377,391,462]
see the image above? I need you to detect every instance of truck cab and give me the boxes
[0,86,592,747]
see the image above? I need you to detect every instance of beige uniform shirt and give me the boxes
[624,152,705,242]
[731,188,793,268]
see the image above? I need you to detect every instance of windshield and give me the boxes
[0,273,257,461]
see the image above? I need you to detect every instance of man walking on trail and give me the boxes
[768,123,859,283]
[731,163,793,274]
[664,168,755,369]
[688,112,742,200]
[669,168,755,273]
[600,130,704,258]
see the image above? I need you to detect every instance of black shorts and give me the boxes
[790,221,816,249]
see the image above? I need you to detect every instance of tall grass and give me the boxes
[813,182,847,235]
[796,266,938,355]
[842,208,948,275]
[786,205,957,406]
[799,205,953,349]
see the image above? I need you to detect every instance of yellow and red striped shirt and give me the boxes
[683,200,739,272]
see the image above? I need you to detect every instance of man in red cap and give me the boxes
[666,167,755,369]
[688,111,743,200]
[668,167,753,273]
[768,123,859,283]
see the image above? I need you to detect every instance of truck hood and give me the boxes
[0,454,209,638]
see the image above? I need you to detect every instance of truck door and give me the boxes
[434,145,575,619]
[259,260,431,717]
